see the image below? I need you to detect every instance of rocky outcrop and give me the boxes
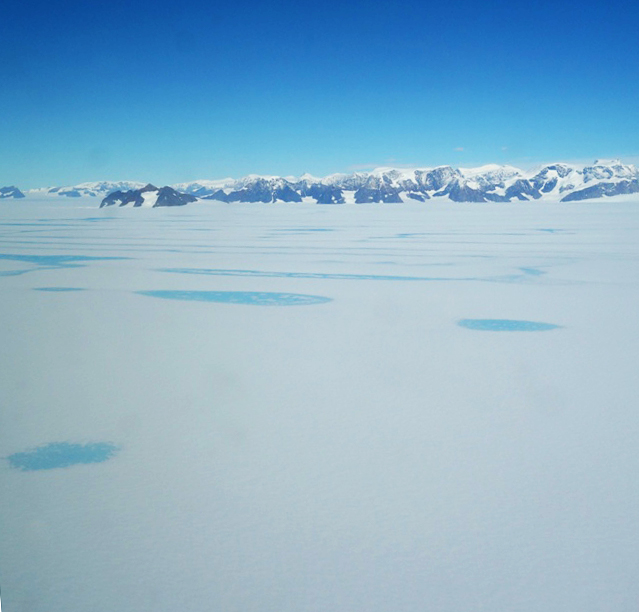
[155,186,199,207]
[354,175,403,203]
[505,179,542,201]
[100,184,197,208]
[301,184,345,204]
[0,186,26,199]
[561,179,639,201]
[435,179,486,202]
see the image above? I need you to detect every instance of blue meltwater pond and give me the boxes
[7,442,119,471]
[137,290,332,306]
[34,287,85,292]
[0,254,124,266]
[458,319,561,331]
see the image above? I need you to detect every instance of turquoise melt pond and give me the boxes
[137,290,332,306]
[34,287,85,292]
[458,319,561,331]
[7,442,118,471]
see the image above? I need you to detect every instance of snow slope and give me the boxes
[27,181,146,198]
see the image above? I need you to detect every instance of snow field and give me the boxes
[1,197,639,611]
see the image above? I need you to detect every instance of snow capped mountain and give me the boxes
[28,181,146,198]
[584,159,636,182]
[529,163,578,194]
[459,164,523,184]
[100,184,197,208]
[0,186,26,199]
[173,178,236,197]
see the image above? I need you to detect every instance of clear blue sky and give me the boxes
[1,0,638,188]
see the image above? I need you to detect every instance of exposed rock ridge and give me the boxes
[0,186,26,199]
[100,185,197,208]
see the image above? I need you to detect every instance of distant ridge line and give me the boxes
[5,159,639,204]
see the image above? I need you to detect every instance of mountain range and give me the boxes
[3,160,638,205]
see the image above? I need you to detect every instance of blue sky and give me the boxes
[1,0,638,187]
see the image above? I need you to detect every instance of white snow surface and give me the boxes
[458,163,522,178]
[27,181,146,198]
[173,178,237,193]
[140,190,159,208]
[1,195,639,611]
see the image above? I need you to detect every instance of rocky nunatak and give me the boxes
[100,184,197,208]
[0,186,26,199]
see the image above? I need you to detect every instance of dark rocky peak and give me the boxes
[100,185,196,208]
[405,191,430,202]
[533,164,575,179]
[355,181,403,204]
[582,160,637,183]
[203,189,230,202]
[325,172,369,191]
[395,176,420,192]
[562,179,639,201]
[155,186,197,207]
[307,184,345,204]
[189,185,217,197]
[418,166,461,192]
[272,183,302,203]
[223,176,302,203]
[100,189,141,208]
[361,175,385,189]
[435,178,486,202]
[226,178,275,203]
[0,186,26,199]
[530,164,576,191]
[504,179,541,201]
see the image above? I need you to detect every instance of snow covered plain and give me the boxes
[1,195,639,611]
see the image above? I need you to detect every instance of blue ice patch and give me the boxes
[0,254,129,277]
[274,228,334,232]
[458,319,561,331]
[157,268,472,282]
[7,442,119,471]
[0,254,124,266]
[137,290,333,306]
[519,267,545,276]
[34,287,85,292]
